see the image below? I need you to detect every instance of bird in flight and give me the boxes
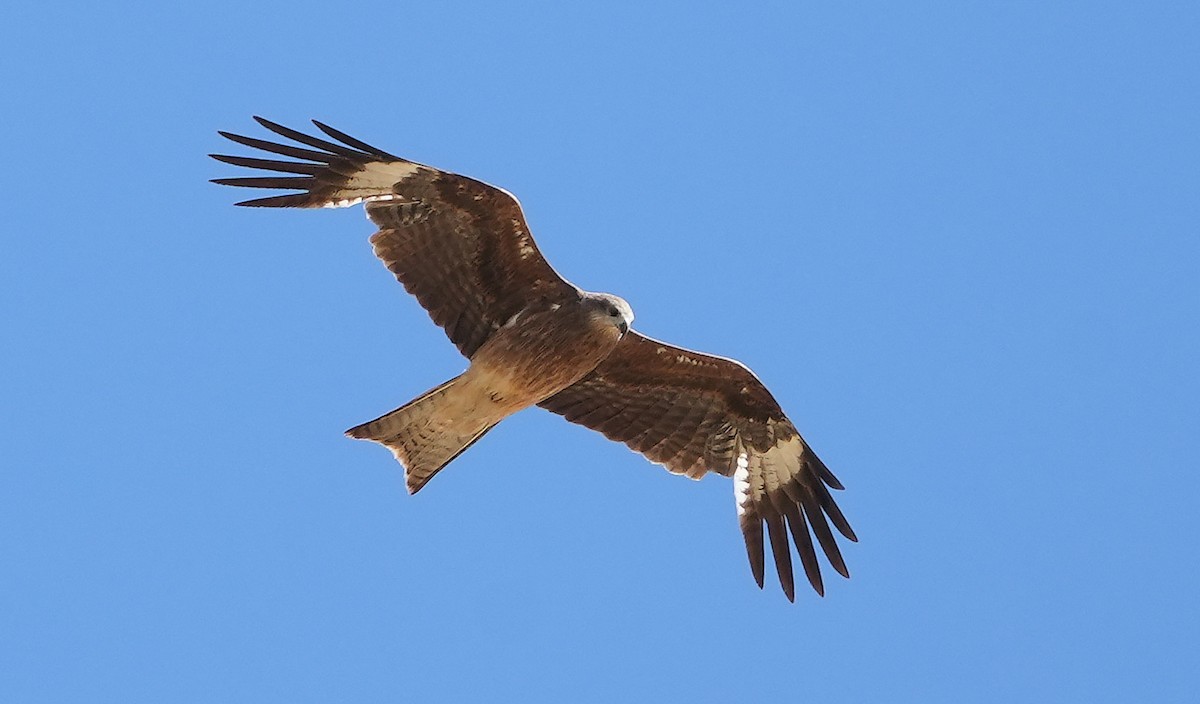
[211,117,857,600]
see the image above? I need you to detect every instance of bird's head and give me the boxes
[584,292,634,336]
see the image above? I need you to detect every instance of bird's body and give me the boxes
[212,118,857,600]
[348,291,631,493]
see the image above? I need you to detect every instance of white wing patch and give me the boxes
[733,452,752,516]
[732,432,803,516]
[762,434,802,493]
[320,161,427,208]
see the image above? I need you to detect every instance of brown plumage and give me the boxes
[211,117,856,600]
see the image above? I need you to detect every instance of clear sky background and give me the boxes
[2,2,1197,702]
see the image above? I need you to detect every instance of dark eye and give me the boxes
[608,307,619,317]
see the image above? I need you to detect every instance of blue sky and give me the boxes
[2,2,1197,702]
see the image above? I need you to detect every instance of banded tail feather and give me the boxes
[345,376,498,495]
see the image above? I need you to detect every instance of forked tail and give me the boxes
[346,376,496,494]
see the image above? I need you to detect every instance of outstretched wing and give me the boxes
[211,117,578,358]
[538,331,857,600]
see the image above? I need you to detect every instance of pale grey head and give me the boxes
[581,291,634,335]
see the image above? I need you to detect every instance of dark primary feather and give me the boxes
[312,120,402,159]
[539,331,856,598]
[252,116,368,158]
[208,154,324,175]
[210,176,316,190]
[781,502,823,595]
[215,130,336,163]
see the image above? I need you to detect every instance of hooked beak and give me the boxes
[618,319,629,335]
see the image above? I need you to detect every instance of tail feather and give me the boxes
[346,376,496,494]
